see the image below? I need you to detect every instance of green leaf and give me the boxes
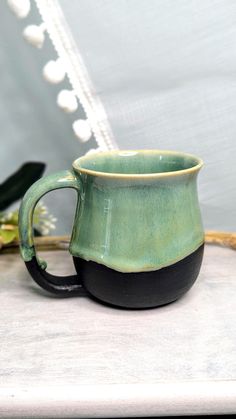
[0,228,17,244]
[33,227,42,237]
[0,162,45,211]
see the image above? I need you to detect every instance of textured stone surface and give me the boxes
[0,245,236,417]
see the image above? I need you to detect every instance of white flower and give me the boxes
[34,201,57,236]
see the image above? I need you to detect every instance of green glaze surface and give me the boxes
[71,150,204,272]
[19,170,81,268]
[19,150,204,273]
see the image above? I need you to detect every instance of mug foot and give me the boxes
[73,243,204,309]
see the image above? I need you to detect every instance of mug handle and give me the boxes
[19,170,86,296]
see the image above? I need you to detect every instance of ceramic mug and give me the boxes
[19,150,204,309]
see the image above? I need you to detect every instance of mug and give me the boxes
[19,150,204,309]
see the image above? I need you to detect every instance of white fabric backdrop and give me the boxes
[58,0,236,231]
[1,0,236,232]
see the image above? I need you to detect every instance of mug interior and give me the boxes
[74,150,202,176]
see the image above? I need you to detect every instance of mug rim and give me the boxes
[72,149,203,179]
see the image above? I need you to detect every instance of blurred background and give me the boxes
[1,0,236,235]
[0,1,93,235]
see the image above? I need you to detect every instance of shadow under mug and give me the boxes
[19,150,204,309]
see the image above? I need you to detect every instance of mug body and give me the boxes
[70,150,204,308]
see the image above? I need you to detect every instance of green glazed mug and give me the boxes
[19,150,204,309]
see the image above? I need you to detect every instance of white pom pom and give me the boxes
[85,147,102,155]
[23,24,46,48]
[57,90,78,113]
[7,0,31,19]
[43,59,65,84]
[72,119,92,142]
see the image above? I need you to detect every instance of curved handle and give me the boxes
[19,170,86,296]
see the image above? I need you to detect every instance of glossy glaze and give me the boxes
[19,170,81,268]
[70,150,204,272]
[19,150,204,274]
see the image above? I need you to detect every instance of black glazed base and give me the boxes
[73,244,204,309]
[25,244,204,309]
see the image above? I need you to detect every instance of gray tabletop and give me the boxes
[0,245,236,418]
